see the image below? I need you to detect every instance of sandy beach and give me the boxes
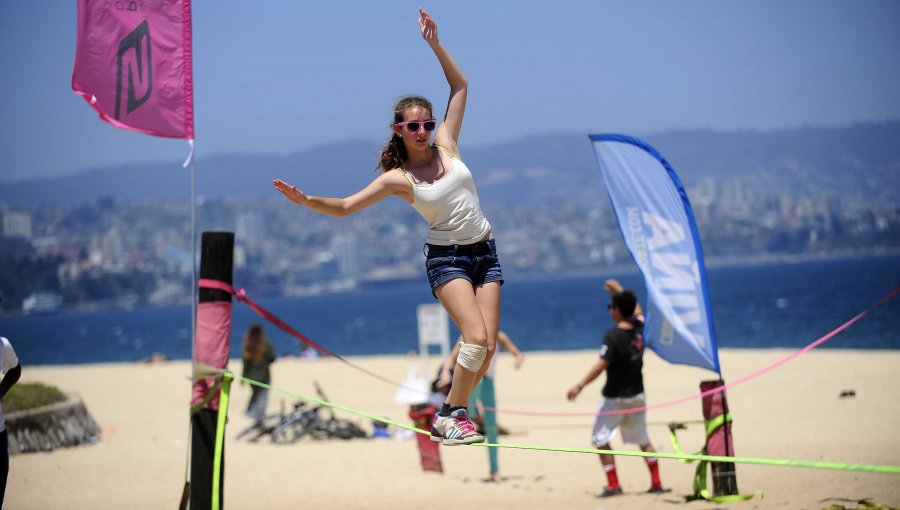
[7,348,900,509]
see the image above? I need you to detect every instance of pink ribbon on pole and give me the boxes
[198,279,411,390]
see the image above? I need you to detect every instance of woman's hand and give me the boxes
[273,179,309,206]
[418,6,465,152]
[418,7,438,43]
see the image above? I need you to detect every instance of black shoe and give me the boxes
[647,486,670,494]
[597,487,623,498]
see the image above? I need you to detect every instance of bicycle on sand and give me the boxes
[236,381,367,443]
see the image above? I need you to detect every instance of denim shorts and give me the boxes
[424,238,504,296]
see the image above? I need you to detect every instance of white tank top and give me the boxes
[402,147,491,246]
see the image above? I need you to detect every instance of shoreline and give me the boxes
[2,250,898,319]
[7,348,900,509]
[13,343,900,369]
[14,343,900,369]
[510,248,900,283]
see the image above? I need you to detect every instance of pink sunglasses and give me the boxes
[395,119,437,133]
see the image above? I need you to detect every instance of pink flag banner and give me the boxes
[73,0,194,139]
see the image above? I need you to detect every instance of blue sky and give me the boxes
[1,1,898,182]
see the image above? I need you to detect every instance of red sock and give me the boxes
[603,464,620,489]
[645,457,662,487]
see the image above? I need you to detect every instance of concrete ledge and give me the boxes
[6,394,101,455]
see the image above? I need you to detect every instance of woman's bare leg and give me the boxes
[472,281,501,383]
[434,278,498,408]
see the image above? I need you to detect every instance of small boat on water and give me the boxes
[22,292,63,315]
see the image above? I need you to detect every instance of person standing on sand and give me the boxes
[241,323,276,424]
[0,335,22,509]
[566,280,666,498]
[274,8,502,446]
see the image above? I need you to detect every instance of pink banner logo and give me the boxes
[115,20,153,120]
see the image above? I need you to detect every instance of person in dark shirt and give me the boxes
[567,280,666,498]
[241,323,276,424]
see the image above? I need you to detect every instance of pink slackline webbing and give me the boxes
[198,278,408,390]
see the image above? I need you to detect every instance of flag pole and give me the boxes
[182,139,197,510]
[185,139,197,381]
[181,138,198,380]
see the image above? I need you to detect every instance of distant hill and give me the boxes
[2,122,898,207]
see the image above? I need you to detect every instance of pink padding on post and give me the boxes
[700,380,733,456]
[191,301,233,409]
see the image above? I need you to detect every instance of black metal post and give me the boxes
[190,232,234,510]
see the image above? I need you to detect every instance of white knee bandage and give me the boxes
[456,342,488,373]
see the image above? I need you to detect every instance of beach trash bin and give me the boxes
[408,404,442,473]
[700,380,739,497]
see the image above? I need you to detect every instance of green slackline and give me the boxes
[212,371,233,510]
[224,373,900,477]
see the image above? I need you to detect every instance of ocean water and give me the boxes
[2,255,899,366]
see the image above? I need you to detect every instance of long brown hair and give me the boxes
[242,323,267,366]
[375,95,433,173]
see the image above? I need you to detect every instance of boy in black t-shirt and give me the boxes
[567,280,666,498]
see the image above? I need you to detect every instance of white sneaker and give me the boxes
[430,408,484,446]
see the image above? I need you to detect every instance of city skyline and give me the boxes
[2,164,897,312]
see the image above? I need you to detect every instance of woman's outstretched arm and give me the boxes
[419,8,467,155]
[273,170,411,217]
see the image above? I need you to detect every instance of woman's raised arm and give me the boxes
[418,8,467,155]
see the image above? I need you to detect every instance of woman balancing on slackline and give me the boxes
[274,8,502,445]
